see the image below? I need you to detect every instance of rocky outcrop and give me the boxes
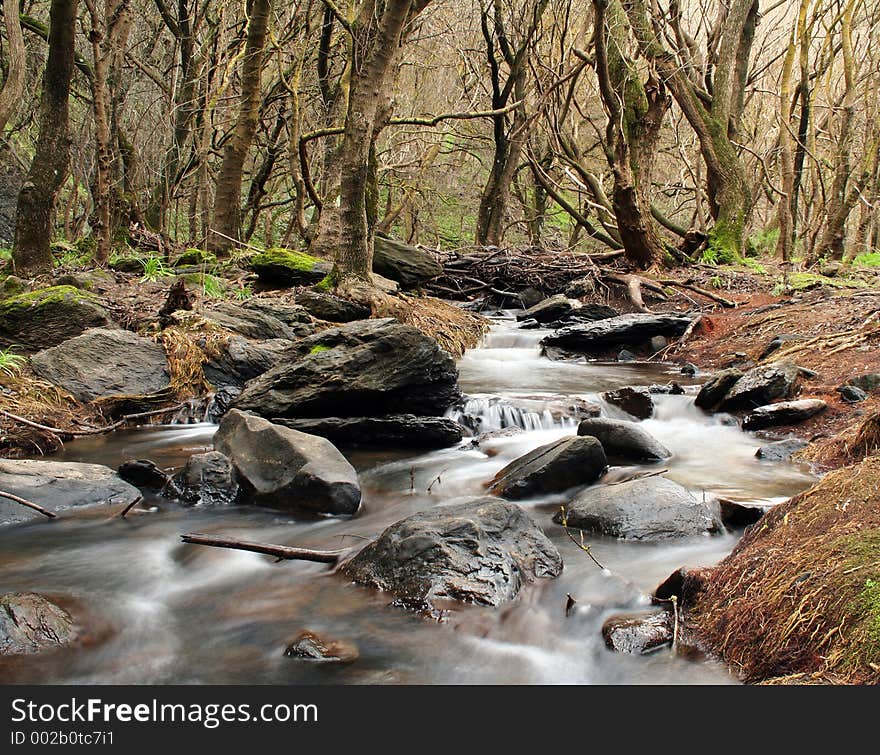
[515,294,575,324]
[0,460,141,525]
[602,610,673,654]
[171,451,240,506]
[0,286,112,351]
[274,415,464,448]
[202,300,299,340]
[577,417,671,461]
[249,248,331,286]
[214,409,360,515]
[234,318,460,418]
[0,593,77,655]
[343,497,563,612]
[602,387,654,419]
[548,303,620,328]
[372,236,442,288]
[488,436,607,499]
[741,398,827,431]
[541,313,693,353]
[554,477,721,539]
[694,368,744,410]
[717,361,800,411]
[241,299,313,328]
[295,290,370,323]
[203,337,297,389]
[30,328,170,402]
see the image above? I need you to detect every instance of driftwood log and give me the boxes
[180,533,343,564]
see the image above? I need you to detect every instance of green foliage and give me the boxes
[233,283,253,301]
[175,248,218,267]
[0,346,26,377]
[709,275,724,289]
[745,227,779,258]
[699,247,719,265]
[200,274,226,298]
[315,273,335,292]
[309,344,331,355]
[743,258,768,275]
[853,251,880,268]
[140,256,175,282]
[705,222,742,265]
[0,247,12,262]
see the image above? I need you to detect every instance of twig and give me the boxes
[118,495,144,519]
[180,533,343,564]
[426,467,448,494]
[557,506,605,569]
[0,489,56,519]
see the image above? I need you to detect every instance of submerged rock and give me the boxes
[0,593,77,655]
[577,417,671,461]
[343,497,563,612]
[741,398,827,431]
[284,630,359,663]
[0,459,141,525]
[602,387,654,419]
[602,610,673,655]
[717,361,800,411]
[0,285,112,351]
[489,436,607,499]
[555,477,722,540]
[171,451,240,506]
[372,236,442,288]
[30,328,170,402]
[214,409,360,515]
[274,415,464,449]
[541,313,693,353]
[234,318,460,419]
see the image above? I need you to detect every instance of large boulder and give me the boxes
[515,294,575,324]
[30,328,170,402]
[488,436,607,499]
[202,300,298,340]
[249,248,331,286]
[234,318,460,418]
[0,459,141,525]
[541,313,693,353]
[203,336,297,389]
[372,236,442,288]
[0,286,112,351]
[741,398,827,431]
[170,451,240,506]
[695,368,744,410]
[717,361,800,411]
[274,415,464,449]
[241,299,314,329]
[213,409,360,515]
[577,417,671,461]
[0,593,77,655]
[602,387,654,419]
[342,497,563,611]
[554,476,722,540]
[295,290,370,323]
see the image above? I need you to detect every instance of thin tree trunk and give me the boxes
[0,0,26,133]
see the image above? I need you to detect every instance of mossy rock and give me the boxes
[109,257,144,274]
[0,275,31,298]
[174,248,218,268]
[249,248,331,287]
[53,270,115,292]
[0,286,113,351]
[178,272,227,297]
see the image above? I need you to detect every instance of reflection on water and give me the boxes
[0,313,816,684]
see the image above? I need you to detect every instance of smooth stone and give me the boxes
[372,236,442,288]
[755,438,808,461]
[602,610,673,655]
[718,361,800,411]
[694,368,743,410]
[577,417,671,461]
[741,398,827,431]
[515,294,575,324]
[541,312,693,352]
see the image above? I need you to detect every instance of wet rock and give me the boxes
[204,336,297,389]
[30,328,170,402]
[681,363,697,376]
[249,248,331,286]
[603,387,654,419]
[548,304,620,329]
[206,386,240,423]
[849,373,880,393]
[489,436,607,499]
[234,318,459,419]
[649,335,668,352]
[741,398,827,431]
[541,312,693,353]
[577,417,671,461]
[516,287,545,309]
[719,498,768,528]
[118,459,169,491]
[839,384,867,403]
[202,300,297,340]
[694,368,743,410]
[274,415,463,449]
[0,460,141,525]
[518,318,540,330]
[0,593,77,655]
[617,349,636,362]
[214,409,360,515]
[284,630,359,663]
[555,476,722,540]
[718,361,800,411]
[343,497,563,611]
[372,236,442,288]
[602,610,673,654]
[649,383,685,395]
[515,294,575,324]
[755,438,808,461]
[0,285,112,351]
[295,290,370,323]
[171,451,239,506]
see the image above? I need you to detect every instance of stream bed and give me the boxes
[0,313,817,684]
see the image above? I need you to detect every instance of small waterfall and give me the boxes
[447,395,577,434]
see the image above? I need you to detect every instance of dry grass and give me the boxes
[685,455,880,684]
[798,411,880,469]
[152,312,231,397]
[377,294,489,357]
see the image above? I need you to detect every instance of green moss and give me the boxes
[175,248,218,267]
[252,247,323,272]
[839,530,880,669]
[309,344,331,355]
[315,273,335,292]
[852,251,880,268]
[773,272,862,295]
[0,285,98,313]
[705,222,742,265]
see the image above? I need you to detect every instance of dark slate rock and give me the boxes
[541,313,693,352]
[204,336,297,389]
[295,290,370,322]
[488,436,607,499]
[0,593,77,655]
[118,459,169,491]
[515,294,575,323]
[741,398,827,431]
[170,451,239,506]
[719,498,769,528]
[372,236,442,288]
[694,368,743,410]
[202,301,296,340]
[718,361,800,411]
[839,384,868,403]
[342,497,563,611]
[603,387,654,419]
[577,417,671,461]
[274,415,463,449]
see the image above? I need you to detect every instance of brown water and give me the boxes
[0,314,816,684]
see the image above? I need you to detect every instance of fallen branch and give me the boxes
[0,403,186,438]
[0,489,56,519]
[118,496,144,519]
[655,279,736,308]
[180,533,343,564]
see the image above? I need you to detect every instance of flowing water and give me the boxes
[0,313,817,684]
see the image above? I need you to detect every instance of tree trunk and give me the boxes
[0,0,26,133]
[12,0,78,275]
[209,0,271,255]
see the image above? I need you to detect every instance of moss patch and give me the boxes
[309,344,331,355]
[175,248,218,267]
[249,248,331,287]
